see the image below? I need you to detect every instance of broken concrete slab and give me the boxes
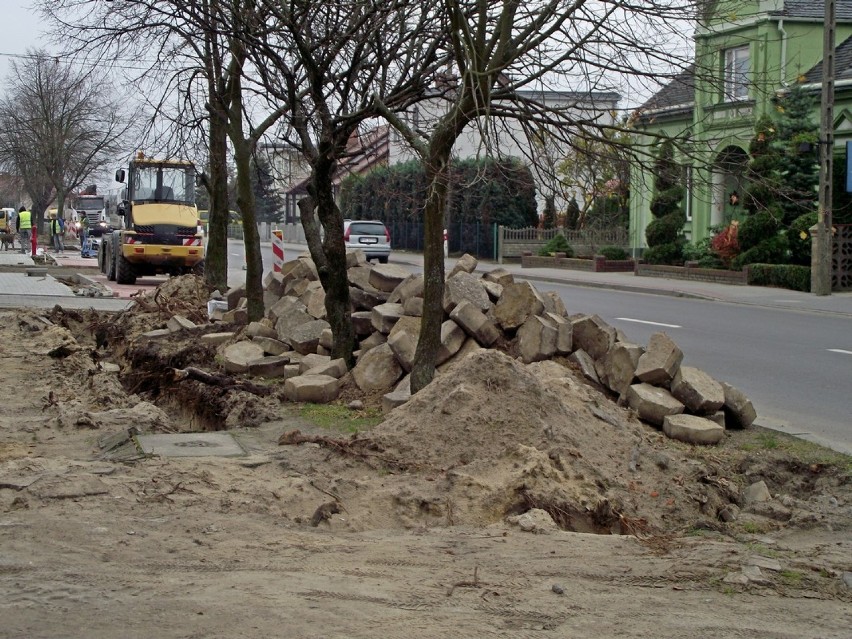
[287,319,331,355]
[201,332,235,346]
[598,341,643,395]
[247,355,292,378]
[569,349,600,384]
[626,383,685,426]
[449,300,501,347]
[351,343,403,392]
[387,316,422,372]
[251,335,291,356]
[245,321,278,340]
[482,267,514,287]
[447,253,478,279]
[442,271,491,314]
[571,314,617,360]
[283,374,340,403]
[516,315,557,364]
[662,414,725,445]
[303,358,348,379]
[387,273,424,305]
[369,263,411,292]
[371,303,405,334]
[722,382,758,429]
[167,315,197,332]
[222,341,266,374]
[436,320,467,365]
[494,281,545,331]
[671,366,725,415]
[635,332,683,386]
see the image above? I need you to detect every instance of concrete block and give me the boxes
[663,414,725,445]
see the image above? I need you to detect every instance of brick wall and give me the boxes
[635,263,747,285]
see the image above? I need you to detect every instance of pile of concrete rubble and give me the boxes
[146,250,756,446]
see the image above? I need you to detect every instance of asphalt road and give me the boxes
[230,240,852,454]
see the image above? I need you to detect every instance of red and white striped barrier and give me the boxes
[272,229,285,272]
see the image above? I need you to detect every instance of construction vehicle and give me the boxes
[74,191,111,250]
[99,153,204,284]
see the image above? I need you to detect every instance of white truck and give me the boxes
[74,193,112,251]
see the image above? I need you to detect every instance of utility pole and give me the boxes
[812,0,836,295]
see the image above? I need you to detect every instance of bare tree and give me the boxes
[375,0,698,392]
[244,0,445,365]
[0,51,129,230]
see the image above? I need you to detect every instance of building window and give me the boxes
[684,165,693,222]
[724,46,750,101]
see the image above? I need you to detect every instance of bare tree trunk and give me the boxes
[205,103,230,291]
[232,133,264,320]
[410,146,450,393]
[301,153,355,368]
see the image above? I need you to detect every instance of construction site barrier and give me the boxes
[272,229,285,272]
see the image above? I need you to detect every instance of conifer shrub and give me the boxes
[787,212,818,265]
[538,234,574,257]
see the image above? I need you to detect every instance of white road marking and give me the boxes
[615,317,682,329]
[827,349,852,355]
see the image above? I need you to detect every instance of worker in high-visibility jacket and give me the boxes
[15,206,32,255]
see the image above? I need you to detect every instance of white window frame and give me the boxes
[724,46,750,101]
[684,165,693,222]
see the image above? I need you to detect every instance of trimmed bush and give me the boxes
[598,246,628,260]
[732,234,788,270]
[787,211,818,266]
[538,234,574,257]
[643,242,684,265]
[645,213,682,246]
[747,264,811,292]
[738,210,780,252]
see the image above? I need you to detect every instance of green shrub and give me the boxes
[598,246,628,260]
[747,264,811,292]
[645,213,683,246]
[738,210,780,251]
[787,212,818,265]
[538,234,574,257]
[682,237,725,268]
[643,242,683,265]
[732,235,788,270]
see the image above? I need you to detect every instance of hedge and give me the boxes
[747,263,811,292]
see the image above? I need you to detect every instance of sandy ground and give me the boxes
[0,282,850,638]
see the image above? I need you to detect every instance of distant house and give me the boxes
[629,0,852,252]
[261,85,621,224]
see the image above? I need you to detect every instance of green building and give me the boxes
[629,0,852,255]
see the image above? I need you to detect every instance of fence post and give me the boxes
[497,225,504,264]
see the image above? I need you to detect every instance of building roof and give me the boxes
[637,66,696,113]
[771,0,852,20]
[802,34,852,82]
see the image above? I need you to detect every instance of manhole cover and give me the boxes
[136,433,245,458]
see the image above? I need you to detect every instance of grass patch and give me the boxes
[746,543,781,558]
[299,403,383,434]
[779,570,803,587]
[741,521,768,535]
[736,428,852,471]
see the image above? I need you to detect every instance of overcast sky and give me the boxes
[0,1,54,82]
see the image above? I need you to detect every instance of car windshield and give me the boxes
[132,164,195,204]
[76,197,105,211]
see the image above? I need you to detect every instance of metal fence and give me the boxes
[227,221,628,264]
[388,220,497,260]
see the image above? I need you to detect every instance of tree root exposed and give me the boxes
[278,429,397,469]
[171,366,272,396]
